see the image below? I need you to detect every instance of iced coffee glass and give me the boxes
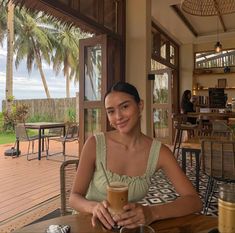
[218,183,235,233]
[120,225,155,233]
[107,181,128,231]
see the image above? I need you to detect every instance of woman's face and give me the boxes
[187,92,191,100]
[105,91,143,133]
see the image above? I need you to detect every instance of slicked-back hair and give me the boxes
[104,81,141,103]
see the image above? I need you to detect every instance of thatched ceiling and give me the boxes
[11,0,97,33]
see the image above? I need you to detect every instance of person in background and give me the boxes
[69,82,202,230]
[181,90,196,124]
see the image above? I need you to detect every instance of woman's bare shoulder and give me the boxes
[80,135,96,160]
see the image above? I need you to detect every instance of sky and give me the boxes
[0,41,79,111]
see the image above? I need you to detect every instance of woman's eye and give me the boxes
[121,104,129,109]
[107,110,114,115]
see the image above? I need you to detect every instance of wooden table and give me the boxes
[13,213,218,233]
[187,112,235,119]
[23,122,65,160]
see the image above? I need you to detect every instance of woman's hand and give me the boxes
[113,203,153,229]
[91,200,115,230]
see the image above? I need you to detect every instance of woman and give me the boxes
[181,90,196,124]
[69,82,202,230]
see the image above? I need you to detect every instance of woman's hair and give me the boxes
[104,81,141,103]
[181,90,191,102]
[181,90,191,109]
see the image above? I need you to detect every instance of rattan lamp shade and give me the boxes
[181,0,235,16]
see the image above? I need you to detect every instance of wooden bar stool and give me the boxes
[172,114,198,159]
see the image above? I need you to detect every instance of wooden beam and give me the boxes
[171,5,198,37]
[213,0,227,32]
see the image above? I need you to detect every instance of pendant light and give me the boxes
[215,15,222,53]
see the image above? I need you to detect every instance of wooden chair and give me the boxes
[60,159,79,215]
[172,113,198,158]
[211,119,232,138]
[15,123,39,160]
[201,139,235,214]
[46,123,79,160]
[42,127,63,151]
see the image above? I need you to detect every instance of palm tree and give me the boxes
[0,1,7,45]
[5,0,14,112]
[52,24,84,98]
[13,8,55,98]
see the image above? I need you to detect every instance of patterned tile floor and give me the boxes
[139,157,218,216]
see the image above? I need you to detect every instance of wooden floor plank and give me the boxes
[0,141,79,224]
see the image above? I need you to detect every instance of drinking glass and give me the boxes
[218,183,235,233]
[120,224,155,233]
[107,181,128,231]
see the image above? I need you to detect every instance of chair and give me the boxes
[172,113,198,158]
[15,123,39,160]
[201,139,235,214]
[47,123,79,160]
[211,119,232,138]
[60,159,79,215]
[42,127,63,151]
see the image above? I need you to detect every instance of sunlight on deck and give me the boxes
[0,140,79,233]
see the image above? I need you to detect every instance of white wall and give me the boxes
[126,0,152,135]
[180,44,194,98]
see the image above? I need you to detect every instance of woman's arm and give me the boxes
[114,144,202,228]
[148,144,202,221]
[69,136,114,229]
[69,136,96,212]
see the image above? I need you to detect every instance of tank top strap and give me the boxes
[146,139,161,176]
[94,132,106,167]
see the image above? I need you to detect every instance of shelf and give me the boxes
[193,72,235,76]
[193,70,235,76]
[194,87,235,91]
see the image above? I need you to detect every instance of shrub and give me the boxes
[66,108,76,123]
[27,114,54,123]
[2,102,29,132]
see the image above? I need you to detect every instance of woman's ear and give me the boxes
[138,100,144,113]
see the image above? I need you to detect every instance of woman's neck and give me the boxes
[114,125,143,150]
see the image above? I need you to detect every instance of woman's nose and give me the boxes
[115,109,123,119]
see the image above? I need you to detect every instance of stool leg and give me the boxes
[173,129,180,156]
[176,129,183,159]
[203,177,215,214]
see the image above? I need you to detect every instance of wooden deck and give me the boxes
[0,140,79,232]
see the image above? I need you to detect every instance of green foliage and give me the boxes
[66,108,76,123]
[27,114,54,123]
[2,102,29,132]
[0,112,4,132]
[154,88,168,104]
[0,131,15,144]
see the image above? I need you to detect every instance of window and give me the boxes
[195,49,235,69]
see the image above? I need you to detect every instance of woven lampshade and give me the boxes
[181,0,235,16]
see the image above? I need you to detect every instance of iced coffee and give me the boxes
[107,181,128,216]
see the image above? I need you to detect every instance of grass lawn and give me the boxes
[0,132,15,145]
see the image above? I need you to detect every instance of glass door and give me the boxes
[79,35,108,151]
[79,35,123,152]
[151,68,173,144]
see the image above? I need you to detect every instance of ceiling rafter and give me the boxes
[171,4,198,37]
[213,0,227,32]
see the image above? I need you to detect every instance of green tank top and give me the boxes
[85,132,161,202]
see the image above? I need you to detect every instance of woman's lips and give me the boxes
[116,120,128,128]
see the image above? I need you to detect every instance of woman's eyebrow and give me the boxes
[105,100,131,110]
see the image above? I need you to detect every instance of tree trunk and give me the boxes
[5,0,14,112]
[66,76,70,98]
[34,48,51,98]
